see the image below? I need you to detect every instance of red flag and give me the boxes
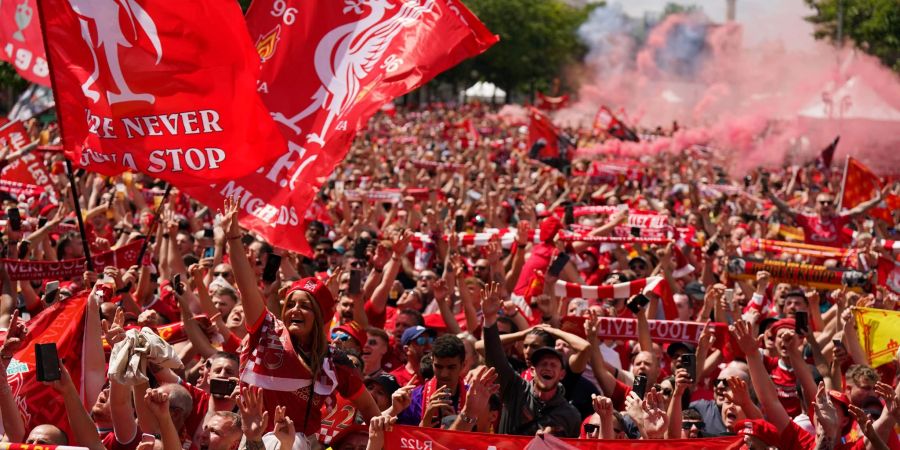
[816,136,839,170]
[527,107,561,160]
[0,121,29,151]
[877,256,900,295]
[839,157,894,223]
[36,0,286,185]
[0,0,50,85]
[2,293,100,439]
[181,0,497,255]
[594,106,639,142]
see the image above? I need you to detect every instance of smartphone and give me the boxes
[760,175,769,194]
[43,280,60,305]
[172,274,185,296]
[680,353,697,381]
[16,241,28,259]
[209,377,237,397]
[564,205,575,225]
[353,240,368,261]
[706,241,720,256]
[832,339,845,350]
[203,228,214,239]
[454,215,464,233]
[38,217,48,229]
[632,374,648,399]
[795,311,809,336]
[262,254,282,284]
[744,175,752,188]
[349,269,362,295]
[203,247,215,259]
[630,226,641,237]
[35,343,61,382]
[626,293,650,314]
[548,253,570,277]
[6,208,21,231]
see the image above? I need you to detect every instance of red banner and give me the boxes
[37,0,286,185]
[384,425,741,449]
[0,179,44,197]
[0,0,50,85]
[181,0,498,256]
[0,121,28,150]
[1,151,52,194]
[528,107,562,160]
[0,239,147,281]
[559,316,726,345]
[1,293,98,441]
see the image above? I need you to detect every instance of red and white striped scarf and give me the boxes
[741,238,855,265]
[554,276,677,320]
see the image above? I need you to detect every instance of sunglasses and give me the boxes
[583,424,599,434]
[474,266,489,271]
[818,200,833,206]
[213,271,232,277]
[412,336,434,346]
[682,421,705,430]
[714,378,729,389]
[418,275,436,281]
[350,261,366,268]
[331,332,352,342]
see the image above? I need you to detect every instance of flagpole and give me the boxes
[837,155,850,211]
[135,184,173,267]
[64,160,94,272]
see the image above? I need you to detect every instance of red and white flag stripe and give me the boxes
[554,276,664,300]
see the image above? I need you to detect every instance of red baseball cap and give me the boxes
[284,277,335,317]
[539,215,563,242]
[736,419,780,446]
[332,320,366,346]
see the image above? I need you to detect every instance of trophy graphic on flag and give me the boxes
[13,0,33,42]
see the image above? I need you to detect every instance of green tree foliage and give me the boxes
[0,63,28,113]
[438,0,597,101]
[805,0,900,72]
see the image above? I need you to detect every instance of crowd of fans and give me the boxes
[0,103,897,450]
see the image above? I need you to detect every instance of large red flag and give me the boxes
[1,293,101,439]
[840,157,894,224]
[36,0,286,185]
[181,0,497,255]
[0,0,50,85]
[527,107,562,160]
[594,106,639,142]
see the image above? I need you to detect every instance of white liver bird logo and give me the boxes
[272,0,437,146]
[67,0,162,105]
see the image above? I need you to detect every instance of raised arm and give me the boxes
[48,364,105,450]
[765,191,799,219]
[221,199,265,327]
[480,282,517,388]
[731,320,791,432]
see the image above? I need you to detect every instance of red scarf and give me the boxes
[420,376,467,425]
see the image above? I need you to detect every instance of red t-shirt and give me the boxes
[180,379,210,441]
[765,356,802,417]
[390,365,418,388]
[101,430,141,450]
[778,419,817,450]
[365,302,397,331]
[795,213,852,247]
[240,311,366,435]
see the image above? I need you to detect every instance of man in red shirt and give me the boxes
[767,190,882,247]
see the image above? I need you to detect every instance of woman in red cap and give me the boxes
[220,200,380,443]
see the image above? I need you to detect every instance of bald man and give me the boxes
[24,424,68,445]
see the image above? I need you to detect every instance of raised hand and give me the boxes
[220,197,241,240]
[237,385,269,441]
[144,388,171,420]
[368,414,397,450]
[585,311,600,345]
[730,320,759,356]
[463,366,498,414]
[641,388,669,438]
[272,405,295,449]
[813,382,838,438]
[875,381,900,423]
[725,376,752,407]
[0,310,27,365]
[391,379,416,414]
[102,307,127,347]
[516,220,531,247]
[391,229,412,255]
[372,243,391,270]
[480,282,502,326]
[592,394,613,418]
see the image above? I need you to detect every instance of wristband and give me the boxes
[517,243,527,249]
[458,411,476,424]
[373,266,384,273]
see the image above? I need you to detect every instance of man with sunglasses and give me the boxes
[767,190,883,247]
[390,325,435,387]
[689,362,751,437]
